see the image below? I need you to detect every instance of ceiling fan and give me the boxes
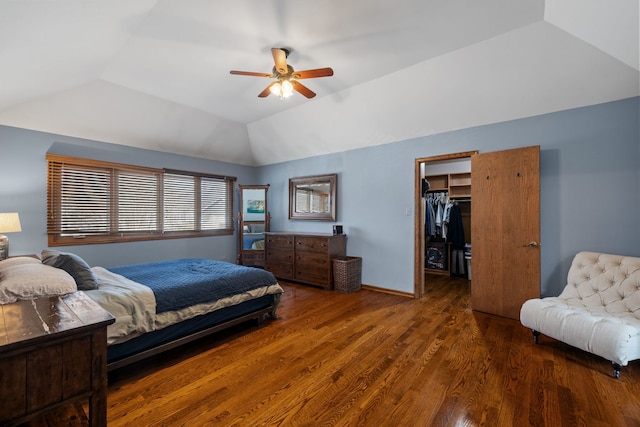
[230,48,333,99]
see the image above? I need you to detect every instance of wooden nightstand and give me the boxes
[0,292,114,426]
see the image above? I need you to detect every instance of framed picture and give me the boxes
[246,199,265,214]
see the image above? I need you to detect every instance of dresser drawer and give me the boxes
[295,252,331,269]
[295,266,331,286]
[266,247,294,264]
[23,336,92,413]
[265,262,293,279]
[265,234,294,249]
[295,236,330,253]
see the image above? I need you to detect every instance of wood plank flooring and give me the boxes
[51,276,640,426]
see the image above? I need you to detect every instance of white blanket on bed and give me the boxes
[86,266,283,345]
[87,267,156,345]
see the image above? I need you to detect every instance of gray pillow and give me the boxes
[0,263,77,304]
[251,223,265,233]
[41,250,98,291]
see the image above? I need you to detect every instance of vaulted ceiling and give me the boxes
[1,0,638,166]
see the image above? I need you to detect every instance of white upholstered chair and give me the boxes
[520,251,640,378]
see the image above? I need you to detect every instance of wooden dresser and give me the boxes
[0,292,114,427]
[264,232,346,290]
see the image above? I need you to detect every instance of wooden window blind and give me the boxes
[164,173,196,232]
[47,154,236,246]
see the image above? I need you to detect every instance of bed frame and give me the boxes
[106,294,278,371]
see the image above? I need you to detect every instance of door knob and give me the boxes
[524,241,540,247]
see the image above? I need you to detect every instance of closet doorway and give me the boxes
[414,151,476,299]
[414,146,541,320]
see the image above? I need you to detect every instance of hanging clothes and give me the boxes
[435,198,443,230]
[425,192,450,240]
[447,203,466,277]
[425,198,436,237]
[447,204,465,250]
[442,200,452,239]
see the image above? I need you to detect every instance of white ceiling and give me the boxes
[0,0,638,166]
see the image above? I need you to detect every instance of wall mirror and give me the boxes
[237,184,270,266]
[289,174,337,221]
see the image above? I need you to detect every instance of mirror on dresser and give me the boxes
[237,184,270,267]
[289,173,337,221]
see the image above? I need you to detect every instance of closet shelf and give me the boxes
[425,174,448,192]
[449,172,471,198]
[424,172,472,198]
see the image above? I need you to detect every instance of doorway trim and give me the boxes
[414,151,478,298]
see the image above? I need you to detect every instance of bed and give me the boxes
[0,253,283,371]
[242,223,266,250]
[243,232,265,249]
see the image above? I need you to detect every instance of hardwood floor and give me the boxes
[98,277,640,426]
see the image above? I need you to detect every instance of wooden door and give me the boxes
[470,145,540,319]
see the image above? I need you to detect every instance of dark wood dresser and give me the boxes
[0,292,114,427]
[264,232,346,290]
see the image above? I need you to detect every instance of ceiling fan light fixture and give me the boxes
[230,47,333,99]
[270,79,294,99]
[269,82,282,96]
[281,79,294,98]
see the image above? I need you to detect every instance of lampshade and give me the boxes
[0,212,20,260]
[0,212,21,233]
[269,82,282,96]
[269,79,294,99]
[281,80,293,97]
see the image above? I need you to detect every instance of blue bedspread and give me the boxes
[108,258,277,314]
[243,233,264,249]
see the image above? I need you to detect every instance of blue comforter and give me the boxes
[108,258,277,314]
[243,233,264,249]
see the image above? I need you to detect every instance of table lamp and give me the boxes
[0,212,22,260]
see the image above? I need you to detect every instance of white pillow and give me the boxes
[0,263,77,304]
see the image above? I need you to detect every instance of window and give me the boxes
[295,187,329,213]
[47,154,236,246]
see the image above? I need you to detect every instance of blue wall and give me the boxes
[1,97,638,296]
[258,97,640,296]
[0,127,259,267]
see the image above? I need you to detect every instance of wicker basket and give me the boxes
[332,256,362,293]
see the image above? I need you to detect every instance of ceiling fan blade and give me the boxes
[292,68,334,79]
[230,70,274,78]
[291,81,316,98]
[272,48,288,75]
[258,82,277,98]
